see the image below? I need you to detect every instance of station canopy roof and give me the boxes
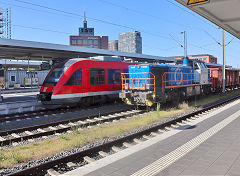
[0,60,41,69]
[175,0,240,40]
[0,38,176,63]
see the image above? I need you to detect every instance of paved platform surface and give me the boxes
[63,99,240,176]
[1,91,38,103]
[1,87,40,94]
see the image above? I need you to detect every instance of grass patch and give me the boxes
[0,89,239,168]
[189,89,240,107]
[0,108,186,168]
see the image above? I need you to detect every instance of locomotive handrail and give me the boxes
[121,72,156,92]
[162,72,201,93]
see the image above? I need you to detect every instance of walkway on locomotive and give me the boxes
[121,61,208,93]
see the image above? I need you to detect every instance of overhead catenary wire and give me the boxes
[11,0,173,41]
[0,0,75,17]
[165,0,218,30]
[168,34,184,48]
[96,0,197,30]
[203,30,221,46]
[3,4,216,53]
[204,29,235,47]
[189,43,217,52]
[12,24,72,35]
[2,0,228,54]
[143,44,179,51]
[226,37,234,46]
[10,0,222,51]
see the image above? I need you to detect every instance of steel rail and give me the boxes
[6,93,240,176]
[0,107,136,146]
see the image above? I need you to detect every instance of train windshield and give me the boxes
[43,62,68,86]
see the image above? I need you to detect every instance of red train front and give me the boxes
[37,57,131,105]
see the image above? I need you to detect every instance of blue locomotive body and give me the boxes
[128,64,195,89]
[120,60,211,106]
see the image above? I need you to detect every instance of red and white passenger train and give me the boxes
[37,57,132,105]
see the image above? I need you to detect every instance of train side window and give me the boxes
[194,63,199,70]
[90,68,105,85]
[108,69,121,84]
[64,68,82,86]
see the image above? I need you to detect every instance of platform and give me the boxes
[63,99,240,176]
[1,87,40,94]
[1,91,38,104]
[0,89,41,114]
[0,87,39,104]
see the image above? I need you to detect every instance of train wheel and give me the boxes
[173,92,180,108]
[99,95,106,105]
[81,97,91,107]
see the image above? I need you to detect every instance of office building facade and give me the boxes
[108,40,118,51]
[70,12,108,49]
[118,31,142,54]
[175,54,217,64]
[70,36,108,49]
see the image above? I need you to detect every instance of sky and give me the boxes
[1,0,240,67]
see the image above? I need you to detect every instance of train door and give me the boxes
[82,67,88,93]
[108,68,121,91]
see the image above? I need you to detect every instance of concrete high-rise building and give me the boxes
[108,40,118,51]
[70,12,108,49]
[118,31,142,54]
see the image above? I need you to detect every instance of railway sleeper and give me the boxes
[143,135,152,140]
[68,122,77,126]
[164,126,172,131]
[47,169,60,176]
[94,117,104,121]
[11,133,20,138]
[158,129,165,133]
[86,119,96,123]
[37,128,46,133]
[177,122,184,126]
[49,126,58,131]
[0,136,6,142]
[171,124,179,128]
[67,162,77,168]
[133,138,144,143]
[112,146,122,152]
[123,142,133,148]
[84,156,95,163]
[151,132,159,136]
[98,151,109,157]
[24,131,34,135]
[59,124,68,128]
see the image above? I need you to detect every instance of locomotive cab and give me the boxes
[193,61,209,85]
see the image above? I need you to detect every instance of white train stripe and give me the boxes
[52,90,120,99]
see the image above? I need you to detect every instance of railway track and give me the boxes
[0,105,139,146]
[0,105,77,123]
[4,93,240,176]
